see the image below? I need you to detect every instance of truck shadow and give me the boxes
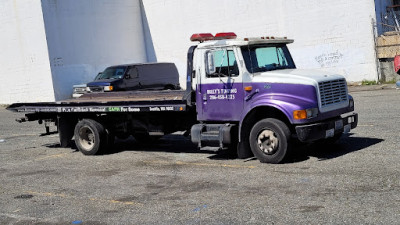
[44,134,383,163]
[106,134,215,155]
[287,134,384,163]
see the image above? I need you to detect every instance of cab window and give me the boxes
[127,67,139,78]
[206,49,239,77]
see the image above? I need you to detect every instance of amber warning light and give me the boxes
[190,32,237,42]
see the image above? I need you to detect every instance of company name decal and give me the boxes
[16,106,181,113]
[206,88,237,100]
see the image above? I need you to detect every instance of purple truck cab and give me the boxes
[190,33,357,163]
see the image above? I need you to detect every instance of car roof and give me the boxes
[106,62,175,68]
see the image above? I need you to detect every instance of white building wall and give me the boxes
[142,0,378,89]
[0,0,379,103]
[0,0,55,104]
[41,0,148,100]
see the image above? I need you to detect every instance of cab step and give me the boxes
[191,123,237,149]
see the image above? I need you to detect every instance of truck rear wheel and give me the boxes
[74,119,107,155]
[249,118,291,164]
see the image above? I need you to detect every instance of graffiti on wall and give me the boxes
[315,50,343,67]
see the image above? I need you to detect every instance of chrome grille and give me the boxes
[318,79,347,108]
[89,86,104,92]
[74,87,86,93]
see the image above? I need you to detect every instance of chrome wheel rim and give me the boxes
[79,126,95,151]
[257,129,279,154]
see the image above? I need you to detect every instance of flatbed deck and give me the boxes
[7,90,190,113]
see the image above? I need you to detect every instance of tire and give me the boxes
[249,118,291,164]
[74,119,108,155]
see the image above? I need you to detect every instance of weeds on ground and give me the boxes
[361,80,377,85]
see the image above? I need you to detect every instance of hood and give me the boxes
[87,79,116,86]
[251,69,345,86]
[73,84,87,88]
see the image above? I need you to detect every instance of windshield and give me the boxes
[97,66,127,80]
[241,44,295,73]
[94,72,102,80]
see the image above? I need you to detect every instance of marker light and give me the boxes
[104,86,113,91]
[214,32,237,40]
[293,110,307,120]
[293,108,318,120]
[190,33,214,42]
[349,99,354,108]
[244,86,253,92]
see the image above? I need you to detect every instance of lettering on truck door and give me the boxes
[198,48,244,121]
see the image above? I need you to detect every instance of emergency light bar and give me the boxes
[190,32,237,42]
[190,33,214,42]
[214,32,237,40]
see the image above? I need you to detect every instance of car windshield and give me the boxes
[241,44,295,73]
[97,66,127,80]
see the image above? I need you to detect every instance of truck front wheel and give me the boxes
[249,118,291,164]
[74,119,107,155]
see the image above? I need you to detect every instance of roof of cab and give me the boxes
[196,37,294,49]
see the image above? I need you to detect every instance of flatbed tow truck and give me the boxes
[7,32,358,163]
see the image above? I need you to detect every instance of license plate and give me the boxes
[335,120,343,130]
[343,124,351,133]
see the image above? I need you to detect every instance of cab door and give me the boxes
[197,47,244,121]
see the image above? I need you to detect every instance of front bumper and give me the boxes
[295,113,358,142]
[72,93,84,98]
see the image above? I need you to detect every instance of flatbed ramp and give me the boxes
[7,90,189,113]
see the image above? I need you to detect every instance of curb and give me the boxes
[348,84,397,93]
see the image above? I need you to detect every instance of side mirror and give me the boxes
[125,74,131,79]
[394,55,400,75]
[206,52,216,74]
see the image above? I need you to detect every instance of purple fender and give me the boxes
[238,83,318,139]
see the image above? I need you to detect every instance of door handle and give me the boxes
[203,93,207,101]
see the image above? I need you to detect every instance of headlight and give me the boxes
[104,86,113,91]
